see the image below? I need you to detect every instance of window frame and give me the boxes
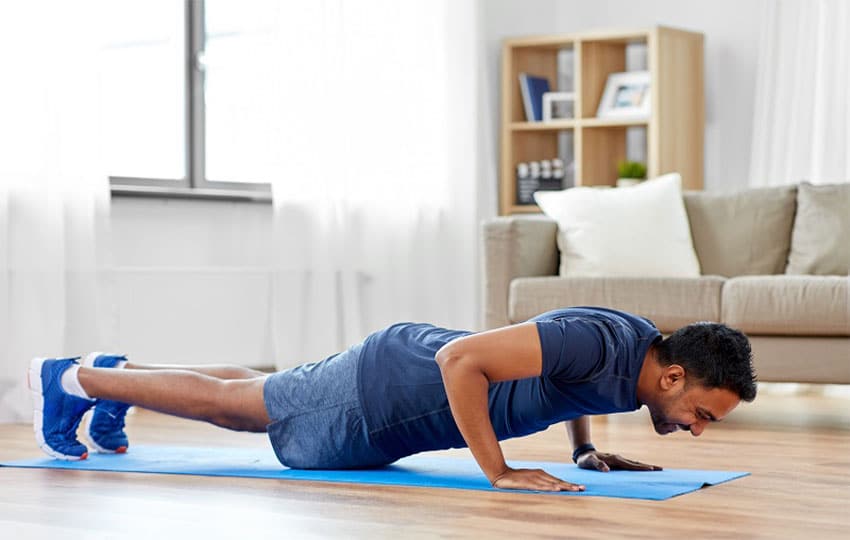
[109,0,272,202]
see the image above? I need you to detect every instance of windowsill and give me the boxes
[110,184,272,203]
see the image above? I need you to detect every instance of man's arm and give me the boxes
[566,417,663,472]
[435,322,584,492]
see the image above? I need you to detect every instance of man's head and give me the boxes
[641,322,757,436]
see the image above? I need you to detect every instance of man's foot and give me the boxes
[82,352,131,454]
[28,357,95,460]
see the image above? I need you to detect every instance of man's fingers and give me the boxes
[580,452,663,471]
[578,453,610,472]
[540,472,585,491]
[512,479,564,492]
[618,457,661,471]
[609,454,662,471]
[541,478,584,492]
[530,474,560,491]
[593,456,610,472]
[495,469,586,492]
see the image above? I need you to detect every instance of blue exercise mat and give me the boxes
[0,445,748,500]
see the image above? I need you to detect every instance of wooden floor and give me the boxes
[1,387,848,539]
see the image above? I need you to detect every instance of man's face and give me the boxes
[648,383,740,436]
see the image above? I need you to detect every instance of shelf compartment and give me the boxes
[502,130,574,211]
[580,125,629,187]
[510,131,560,165]
[506,47,560,124]
[578,33,649,120]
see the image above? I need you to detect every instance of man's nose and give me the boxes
[689,421,706,437]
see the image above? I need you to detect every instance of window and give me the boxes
[106,0,274,200]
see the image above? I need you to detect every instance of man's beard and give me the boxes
[649,406,679,435]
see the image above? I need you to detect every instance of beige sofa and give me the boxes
[482,184,850,384]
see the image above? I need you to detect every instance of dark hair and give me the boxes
[655,322,757,402]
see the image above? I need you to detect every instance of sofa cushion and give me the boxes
[508,275,724,333]
[534,174,701,278]
[722,276,850,336]
[786,182,850,275]
[682,185,797,277]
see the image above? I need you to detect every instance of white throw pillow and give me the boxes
[534,173,702,277]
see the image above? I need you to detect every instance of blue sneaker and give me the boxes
[82,352,131,454]
[28,357,95,460]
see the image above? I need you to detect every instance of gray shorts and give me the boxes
[263,343,394,469]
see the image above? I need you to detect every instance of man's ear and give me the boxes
[659,364,685,391]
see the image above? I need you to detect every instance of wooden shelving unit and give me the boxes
[500,26,704,215]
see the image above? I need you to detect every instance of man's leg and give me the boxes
[78,367,271,433]
[82,355,271,454]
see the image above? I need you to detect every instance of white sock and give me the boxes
[60,364,95,401]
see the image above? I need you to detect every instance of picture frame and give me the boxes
[596,71,651,119]
[542,91,575,122]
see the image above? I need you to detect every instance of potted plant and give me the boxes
[616,160,647,187]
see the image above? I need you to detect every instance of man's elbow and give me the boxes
[435,342,464,371]
[436,341,492,385]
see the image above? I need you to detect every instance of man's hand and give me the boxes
[576,451,662,472]
[492,467,585,492]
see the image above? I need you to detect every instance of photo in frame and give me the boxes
[596,71,651,119]
[542,91,575,122]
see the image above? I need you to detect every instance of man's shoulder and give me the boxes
[530,307,660,345]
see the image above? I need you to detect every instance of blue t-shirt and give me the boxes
[356,307,661,461]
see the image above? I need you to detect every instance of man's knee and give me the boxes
[208,379,268,432]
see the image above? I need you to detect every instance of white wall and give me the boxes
[479,0,768,195]
[110,197,276,367]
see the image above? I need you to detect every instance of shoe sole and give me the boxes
[28,357,88,461]
[86,422,127,454]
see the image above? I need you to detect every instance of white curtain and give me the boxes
[268,0,479,367]
[749,0,850,186]
[0,3,113,421]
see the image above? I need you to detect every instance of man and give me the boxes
[28,306,756,492]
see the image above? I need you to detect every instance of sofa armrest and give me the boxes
[481,216,559,329]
